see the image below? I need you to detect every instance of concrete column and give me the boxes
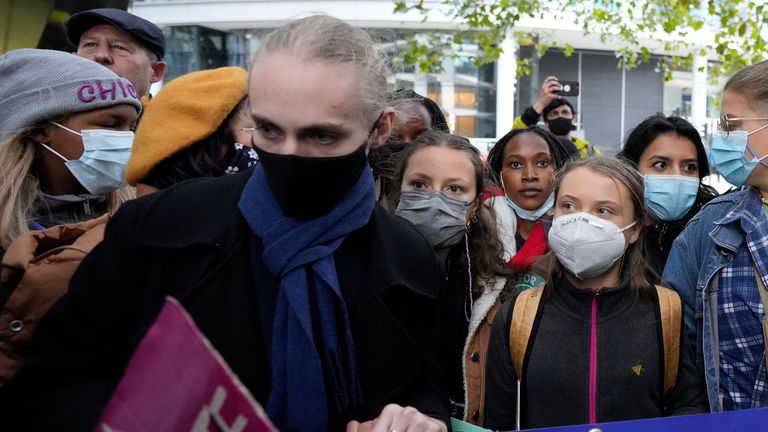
[691,53,709,129]
[413,68,428,96]
[496,31,517,138]
[440,55,456,132]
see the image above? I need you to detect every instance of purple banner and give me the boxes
[97,297,277,432]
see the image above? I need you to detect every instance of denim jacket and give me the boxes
[662,187,767,412]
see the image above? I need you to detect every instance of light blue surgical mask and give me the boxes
[501,170,554,221]
[643,174,700,222]
[711,126,768,188]
[505,193,554,221]
[40,122,133,194]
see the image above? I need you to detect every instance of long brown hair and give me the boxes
[393,130,513,297]
[545,156,656,296]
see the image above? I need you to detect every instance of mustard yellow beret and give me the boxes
[126,66,248,185]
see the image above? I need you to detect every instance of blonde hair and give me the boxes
[0,131,133,249]
[254,15,389,124]
[724,59,768,114]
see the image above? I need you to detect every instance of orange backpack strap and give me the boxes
[509,285,544,378]
[655,285,681,395]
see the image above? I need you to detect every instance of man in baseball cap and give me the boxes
[65,8,167,98]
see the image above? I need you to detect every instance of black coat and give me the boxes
[484,276,708,430]
[1,171,450,431]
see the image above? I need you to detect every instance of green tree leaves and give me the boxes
[392,0,768,81]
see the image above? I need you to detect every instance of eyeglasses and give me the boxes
[235,127,255,133]
[717,114,768,137]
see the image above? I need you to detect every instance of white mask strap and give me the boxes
[38,143,70,162]
[50,121,82,137]
[619,220,637,233]
[747,122,768,137]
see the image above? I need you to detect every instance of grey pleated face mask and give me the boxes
[395,190,468,248]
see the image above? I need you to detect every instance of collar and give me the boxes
[558,273,626,296]
[131,171,252,250]
[712,187,763,253]
[33,192,109,227]
[716,187,763,229]
[128,170,440,299]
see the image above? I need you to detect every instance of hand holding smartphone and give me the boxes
[555,80,580,97]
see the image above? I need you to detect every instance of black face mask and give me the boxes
[547,117,575,136]
[254,143,369,220]
[368,139,407,180]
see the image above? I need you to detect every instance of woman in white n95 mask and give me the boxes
[483,156,707,430]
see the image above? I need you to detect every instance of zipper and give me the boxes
[589,288,601,424]
[83,197,92,216]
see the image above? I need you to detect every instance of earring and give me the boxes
[466,214,478,229]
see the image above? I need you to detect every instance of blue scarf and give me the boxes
[238,165,375,430]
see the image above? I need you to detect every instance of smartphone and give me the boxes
[556,80,579,97]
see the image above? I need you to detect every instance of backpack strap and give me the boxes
[509,285,544,378]
[655,285,681,395]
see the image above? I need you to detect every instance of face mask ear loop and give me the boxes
[745,123,768,165]
[50,121,82,137]
[38,143,70,163]
[619,220,638,233]
[463,230,474,322]
[500,170,510,199]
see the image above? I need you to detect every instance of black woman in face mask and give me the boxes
[393,130,513,425]
[0,16,451,432]
[370,88,449,210]
[484,156,707,430]
[617,113,718,276]
[485,127,568,292]
[512,76,600,158]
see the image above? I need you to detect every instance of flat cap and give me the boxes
[65,8,165,58]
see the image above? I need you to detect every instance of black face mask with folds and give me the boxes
[254,143,369,220]
[547,117,575,136]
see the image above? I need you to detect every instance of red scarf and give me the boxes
[509,221,548,271]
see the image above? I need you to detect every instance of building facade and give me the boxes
[132,0,719,152]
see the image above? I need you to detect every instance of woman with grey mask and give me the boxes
[483,156,706,430]
[394,130,513,424]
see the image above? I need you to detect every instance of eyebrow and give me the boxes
[80,35,131,44]
[559,194,618,206]
[505,152,552,159]
[406,172,469,182]
[594,199,620,206]
[250,114,349,133]
[647,155,698,163]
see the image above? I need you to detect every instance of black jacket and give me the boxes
[1,171,450,431]
[484,276,707,430]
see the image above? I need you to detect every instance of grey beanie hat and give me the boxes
[0,48,143,143]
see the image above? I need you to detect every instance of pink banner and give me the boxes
[97,297,277,432]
